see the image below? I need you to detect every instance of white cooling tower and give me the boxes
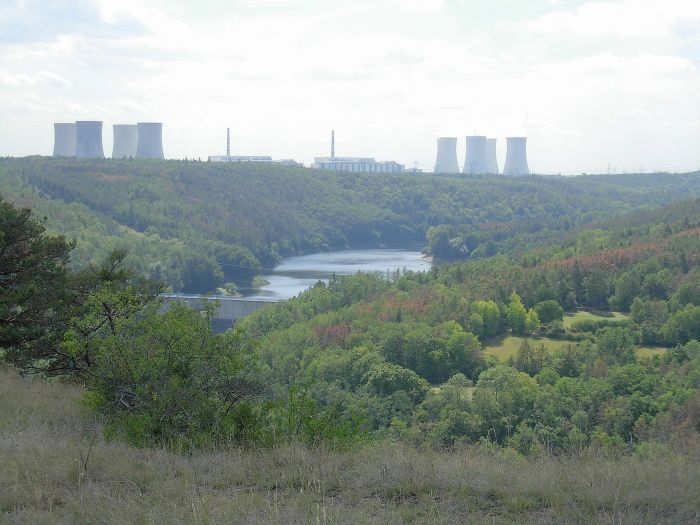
[486,138,499,175]
[136,122,164,159]
[434,137,459,173]
[53,123,76,157]
[75,121,105,159]
[463,136,488,174]
[112,124,138,159]
[503,137,530,176]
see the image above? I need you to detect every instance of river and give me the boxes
[238,248,432,301]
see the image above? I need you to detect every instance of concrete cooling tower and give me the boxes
[434,137,459,173]
[463,136,488,174]
[75,121,104,158]
[136,122,164,159]
[486,138,499,175]
[53,123,76,157]
[503,137,530,176]
[112,124,138,158]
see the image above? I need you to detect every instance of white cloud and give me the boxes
[529,0,700,39]
[391,0,445,13]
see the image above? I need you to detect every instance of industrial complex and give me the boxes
[311,131,405,173]
[208,128,300,166]
[52,120,165,159]
[52,121,531,176]
[434,135,530,176]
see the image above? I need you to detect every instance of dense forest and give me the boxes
[2,157,700,292]
[238,197,700,451]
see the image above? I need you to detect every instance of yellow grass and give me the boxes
[2,367,699,523]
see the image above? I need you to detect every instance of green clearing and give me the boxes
[563,310,629,329]
[637,346,668,359]
[483,336,570,361]
[484,335,668,362]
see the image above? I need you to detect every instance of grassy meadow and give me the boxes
[562,310,629,329]
[2,366,699,524]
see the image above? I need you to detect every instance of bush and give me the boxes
[82,302,265,448]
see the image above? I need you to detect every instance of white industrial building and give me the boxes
[311,157,404,173]
[311,131,405,173]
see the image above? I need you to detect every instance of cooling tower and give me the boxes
[503,137,530,176]
[136,122,164,159]
[486,138,499,175]
[75,121,104,158]
[53,123,76,157]
[112,124,138,159]
[463,136,489,174]
[434,137,459,173]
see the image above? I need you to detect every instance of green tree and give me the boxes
[595,327,636,366]
[471,300,501,336]
[0,198,73,372]
[365,362,429,404]
[534,300,564,324]
[507,292,528,334]
[82,302,264,447]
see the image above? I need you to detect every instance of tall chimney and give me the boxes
[331,130,335,159]
[226,128,230,157]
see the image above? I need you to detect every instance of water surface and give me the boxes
[240,248,431,301]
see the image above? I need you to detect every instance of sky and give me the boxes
[0,0,699,174]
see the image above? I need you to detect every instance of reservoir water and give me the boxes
[239,248,432,301]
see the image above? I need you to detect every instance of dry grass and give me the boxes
[2,367,700,524]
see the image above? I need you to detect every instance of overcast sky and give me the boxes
[1,0,699,174]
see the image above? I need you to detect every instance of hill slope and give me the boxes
[2,366,699,524]
[2,157,700,292]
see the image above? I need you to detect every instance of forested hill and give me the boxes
[1,156,700,293]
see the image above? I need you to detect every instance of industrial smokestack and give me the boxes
[53,123,76,157]
[136,122,164,159]
[112,124,137,159]
[434,137,459,173]
[75,121,104,158]
[486,138,499,175]
[331,130,335,159]
[226,128,230,157]
[503,137,530,176]
[463,136,488,174]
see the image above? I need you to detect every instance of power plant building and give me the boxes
[486,138,499,175]
[503,137,530,176]
[112,124,137,158]
[311,131,405,173]
[136,122,164,159]
[463,136,489,174]
[434,137,459,173]
[53,123,76,157]
[75,121,104,158]
[311,157,404,173]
